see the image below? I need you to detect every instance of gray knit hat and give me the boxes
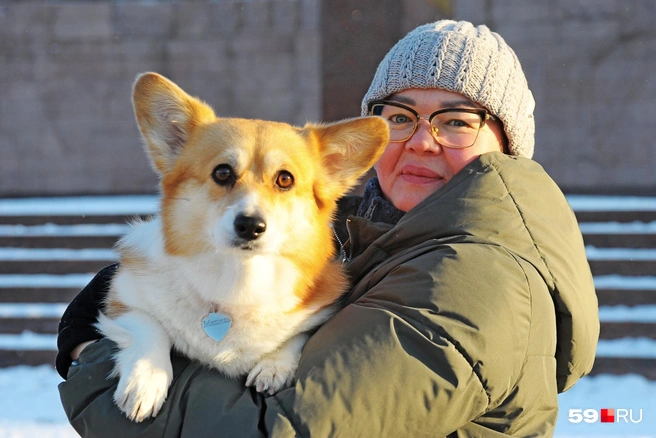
[361,20,535,158]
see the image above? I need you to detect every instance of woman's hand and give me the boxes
[70,340,97,360]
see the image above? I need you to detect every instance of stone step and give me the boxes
[0,350,56,368]
[588,260,656,277]
[0,235,120,249]
[0,215,146,226]
[1,232,652,249]
[0,286,637,305]
[1,197,654,378]
[0,288,81,303]
[583,234,656,248]
[590,358,656,379]
[0,249,651,276]
[0,259,115,275]
[575,211,656,223]
[599,323,656,339]
[0,318,60,334]
[596,289,656,306]
[1,212,654,226]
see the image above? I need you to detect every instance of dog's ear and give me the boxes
[305,117,390,201]
[132,72,216,174]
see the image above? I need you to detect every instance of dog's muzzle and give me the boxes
[233,214,266,244]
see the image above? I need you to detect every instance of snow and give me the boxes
[0,333,57,350]
[585,247,656,261]
[0,304,68,318]
[594,275,656,290]
[0,366,78,438]
[599,305,656,323]
[0,223,130,236]
[579,221,656,234]
[0,274,94,288]
[0,194,654,216]
[555,374,656,437]
[566,195,656,211]
[0,365,653,438]
[0,196,158,216]
[595,338,656,358]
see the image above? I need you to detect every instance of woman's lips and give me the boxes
[399,165,442,184]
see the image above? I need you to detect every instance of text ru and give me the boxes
[568,408,643,423]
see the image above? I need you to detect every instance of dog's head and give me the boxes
[132,72,389,261]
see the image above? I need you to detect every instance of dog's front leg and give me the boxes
[246,332,309,394]
[96,311,173,422]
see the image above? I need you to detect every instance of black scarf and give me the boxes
[355,178,406,225]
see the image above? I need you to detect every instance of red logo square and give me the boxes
[601,409,614,423]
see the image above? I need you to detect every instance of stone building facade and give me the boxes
[1,0,654,196]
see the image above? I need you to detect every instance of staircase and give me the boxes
[1,195,655,379]
[0,196,155,367]
[568,195,656,379]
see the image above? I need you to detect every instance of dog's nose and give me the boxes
[234,214,267,241]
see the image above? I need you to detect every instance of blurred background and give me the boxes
[1,0,655,197]
[0,1,655,436]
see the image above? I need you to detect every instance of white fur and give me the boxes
[98,216,336,422]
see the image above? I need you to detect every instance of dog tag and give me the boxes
[202,312,232,342]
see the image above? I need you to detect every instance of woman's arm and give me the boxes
[58,244,530,437]
[56,264,118,378]
[60,338,267,438]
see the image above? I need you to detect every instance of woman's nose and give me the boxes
[405,119,442,153]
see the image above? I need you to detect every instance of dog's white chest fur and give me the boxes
[94,71,387,422]
[96,218,333,421]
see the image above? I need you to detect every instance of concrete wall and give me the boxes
[453,0,656,194]
[1,0,655,196]
[0,0,321,196]
[323,0,656,194]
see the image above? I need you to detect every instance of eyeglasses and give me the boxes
[368,100,498,148]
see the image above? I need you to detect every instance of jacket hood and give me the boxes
[348,152,599,392]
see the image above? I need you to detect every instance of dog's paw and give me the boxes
[246,356,297,394]
[113,358,173,422]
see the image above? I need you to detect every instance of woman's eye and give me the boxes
[389,114,412,124]
[276,171,294,190]
[212,164,235,186]
[437,111,482,130]
[447,118,469,128]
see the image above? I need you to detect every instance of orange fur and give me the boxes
[100,73,390,417]
[105,299,129,318]
[131,73,389,315]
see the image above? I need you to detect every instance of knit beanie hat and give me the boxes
[361,20,535,158]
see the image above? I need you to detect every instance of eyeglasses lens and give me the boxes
[372,103,484,148]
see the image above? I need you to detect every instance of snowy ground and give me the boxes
[0,366,653,437]
[0,195,655,437]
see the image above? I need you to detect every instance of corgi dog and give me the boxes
[96,72,389,422]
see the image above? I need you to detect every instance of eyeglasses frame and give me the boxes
[367,99,499,147]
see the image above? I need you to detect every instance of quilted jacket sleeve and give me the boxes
[264,243,535,437]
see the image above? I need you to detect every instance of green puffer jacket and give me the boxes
[59,152,599,437]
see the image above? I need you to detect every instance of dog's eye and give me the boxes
[212,164,236,186]
[275,171,294,190]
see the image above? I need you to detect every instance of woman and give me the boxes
[57,20,599,437]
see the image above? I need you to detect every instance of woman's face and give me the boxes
[374,88,507,212]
